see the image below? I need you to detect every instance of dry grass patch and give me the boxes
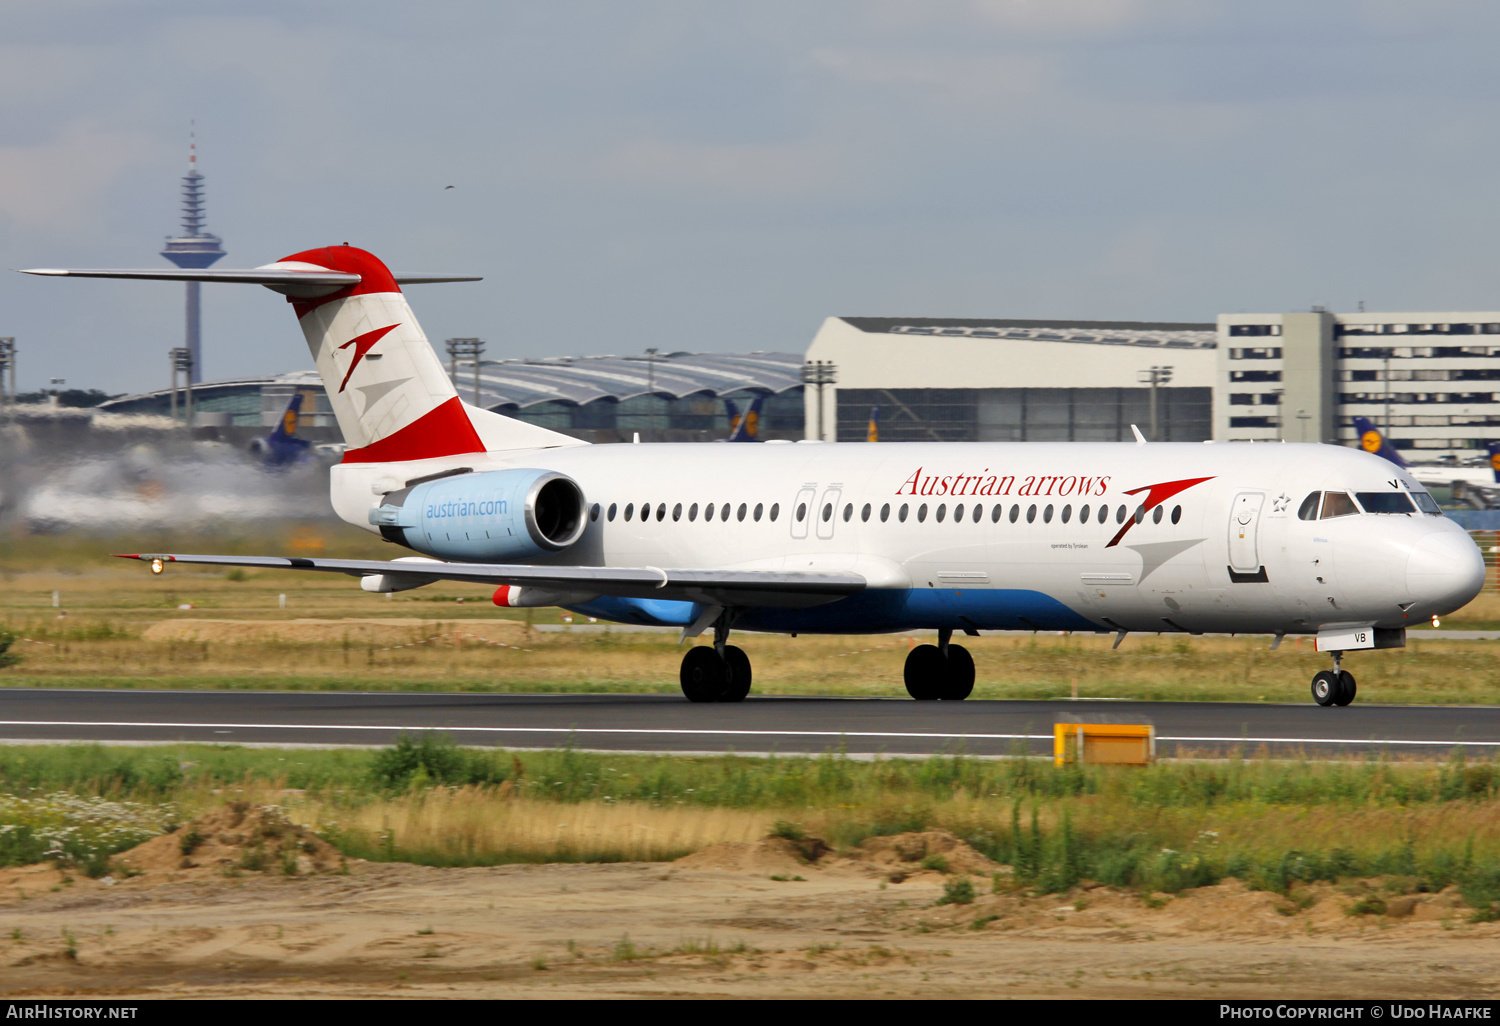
[300,786,774,865]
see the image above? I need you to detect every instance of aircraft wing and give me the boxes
[116,553,865,609]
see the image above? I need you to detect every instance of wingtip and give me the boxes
[19,268,67,276]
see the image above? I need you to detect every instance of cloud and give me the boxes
[0,122,154,235]
[813,46,1052,108]
[596,138,844,196]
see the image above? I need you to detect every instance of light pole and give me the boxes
[444,338,486,406]
[645,348,659,441]
[0,339,14,419]
[1136,365,1173,441]
[801,360,838,441]
[170,348,194,427]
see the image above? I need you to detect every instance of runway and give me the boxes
[1,689,1498,757]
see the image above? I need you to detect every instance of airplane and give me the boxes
[724,394,766,442]
[247,392,315,468]
[23,245,1486,707]
[1353,417,1500,507]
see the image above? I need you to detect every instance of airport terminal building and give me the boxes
[91,309,1500,462]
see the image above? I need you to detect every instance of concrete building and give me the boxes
[1218,310,1500,460]
[801,317,1217,443]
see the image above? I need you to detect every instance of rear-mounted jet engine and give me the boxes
[368,468,587,562]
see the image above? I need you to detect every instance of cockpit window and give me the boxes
[1320,491,1359,518]
[1297,492,1320,521]
[1411,491,1442,515]
[1356,492,1415,514]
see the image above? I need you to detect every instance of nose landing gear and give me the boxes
[679,614,751,703]
[1311,652,1357,707]
[904,628,976,701]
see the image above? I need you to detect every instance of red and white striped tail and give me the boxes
[275,245,578,462]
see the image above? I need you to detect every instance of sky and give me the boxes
[6,0,1500,395]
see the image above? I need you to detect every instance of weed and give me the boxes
[611,934,639,961]
[676,937,720,956]
[770,820,805,841]
[178,829,203,856]
[61,928,76,960]
[0,630,21,669]
[420,945,440,958]
[1073,897,1090,911]
[936,876,976,906]
[529,953,548,971]
[1276,890,1319,916]
[768,874,805,882]
[9,927,20,941]
[919,854,950,874]
[1347,895,1387,917]
[970,914,999,930]
[415,927,434,936]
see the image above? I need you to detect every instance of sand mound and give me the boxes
[676,829,995,880]
[142,617,528,645]
[114,802,349,878]
[843,830,999,878]
[673,836,815,874]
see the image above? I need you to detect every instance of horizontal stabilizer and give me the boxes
[117,553,865,609]
[20,268,480,287]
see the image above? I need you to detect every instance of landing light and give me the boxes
[1432,615,1441,628]
[150,558,164,575]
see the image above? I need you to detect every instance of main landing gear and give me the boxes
[904,629,975,701]
[1311,652,1357,707]
[679,616,751,703]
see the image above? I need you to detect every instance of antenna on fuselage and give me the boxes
[1130,424,1148,445]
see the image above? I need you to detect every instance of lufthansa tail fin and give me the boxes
[1488,441,1500,483]
[726,394,765,442]
[1352,416,1408,468]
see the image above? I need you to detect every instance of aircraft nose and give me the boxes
[1405,530,1486,613]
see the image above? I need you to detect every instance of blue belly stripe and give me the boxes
[566,589,1099,634]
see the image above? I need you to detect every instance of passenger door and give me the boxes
[790,484,816,539]
[1228,492,1265,574]
[815,485,842,540]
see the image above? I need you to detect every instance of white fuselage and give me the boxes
[330,439,1485,637]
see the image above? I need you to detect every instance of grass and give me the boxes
[4,531,1500,703]
[0,738,1497,917]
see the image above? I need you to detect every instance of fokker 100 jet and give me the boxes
[23,247,1487,706]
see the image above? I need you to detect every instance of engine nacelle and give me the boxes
[368,468,587,561]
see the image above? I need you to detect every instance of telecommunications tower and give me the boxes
[159,126,225,384]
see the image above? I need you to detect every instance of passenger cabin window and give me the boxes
[624,503,634,521]
[881,503,891,522]
[1297,493,1319,521]
[769,503,780,521]
[608,503,618,521]
[1321,492,1359,518]
[755,503,764,521]
[1356,492,1416,514]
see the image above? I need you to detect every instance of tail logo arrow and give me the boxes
[336,323,400,392]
